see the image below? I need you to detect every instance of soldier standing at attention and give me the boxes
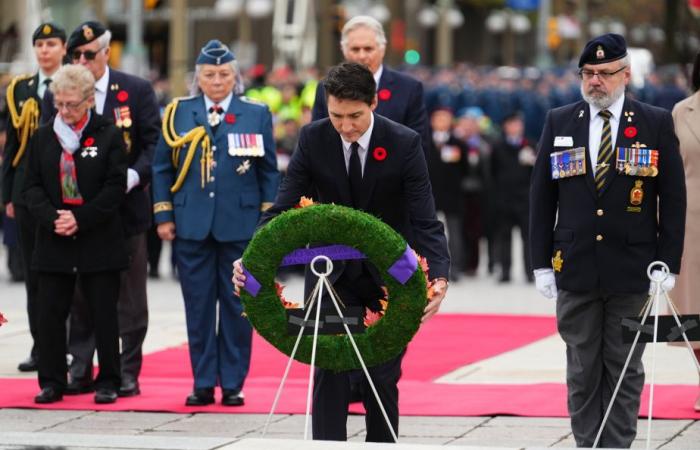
[2,22,66,373]
[529,34,686,448]
[152,40,279,407]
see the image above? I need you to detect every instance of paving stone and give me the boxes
[46,411,184,432]
[448,436,555,448]
[487,416,571,428]
[0,432,233,450]
[461,424,570,441]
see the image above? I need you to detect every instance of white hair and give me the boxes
[49,63,95,98]
[340,15,387,52]
[96,29,112,49]
[190,60,244,96]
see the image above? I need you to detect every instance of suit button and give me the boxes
[597,209,604,216]
[72,267,78,273]
[72,236,77,240]
[596,234,603,242]
[210,176,215,182]
[212,145,217,151]
[209,192,215,198]
[212,161,217,168]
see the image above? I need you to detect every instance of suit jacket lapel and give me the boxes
[356,115,385,209]
[192,97,213,136]
[598,97,633,197]
[571,102,596,198]
[325,123,353,206]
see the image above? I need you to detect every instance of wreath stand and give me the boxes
[261,255,399,442]
[593,261,700,449]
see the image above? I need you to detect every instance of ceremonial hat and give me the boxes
[67,21,107,52]
[196,40,235,65]
[32,22,66,44]
[578,33,627,68]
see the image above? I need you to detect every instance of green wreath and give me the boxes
[240,203,427,372]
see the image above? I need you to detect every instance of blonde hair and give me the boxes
[49,64,95,99]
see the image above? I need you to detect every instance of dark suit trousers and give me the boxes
[557,289,646,449]
[38,270,121,391]
[69,233,149,383]
[14,204,40,359]
[496,205,531,277]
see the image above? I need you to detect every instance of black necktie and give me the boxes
[40,78,51,100]
[595,109,613,194]
[348,142,363,208]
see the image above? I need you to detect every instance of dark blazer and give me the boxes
[426,133,468,215]
[23,113,128,273]
[43,68,160,236]
[312,67,430,154]
[529,97,686,293]
[2,73,40,206]
[261,114,449,282]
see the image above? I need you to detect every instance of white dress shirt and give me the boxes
[373,65,383,90]
[588,93,625,175]
[94,67,110,115]
[340,113,375,176]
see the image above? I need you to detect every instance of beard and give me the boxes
[581,82,626,110]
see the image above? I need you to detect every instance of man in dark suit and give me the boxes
[2,22,66,372]
[43,21,160,397]
[311,15,429,154]
[529,34,686,448]
[234,62,449,442]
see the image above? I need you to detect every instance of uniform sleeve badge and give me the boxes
[552,250,564,272]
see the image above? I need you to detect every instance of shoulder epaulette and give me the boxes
[239,95,266,107]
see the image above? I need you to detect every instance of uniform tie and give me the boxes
[595,109,613,194]
[348,141,363,207]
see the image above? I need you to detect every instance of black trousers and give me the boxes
[69,233,149,383]
[37,270,121,391]
[311,268,401,442]
[496,205,531,278]
[14,204,40,359]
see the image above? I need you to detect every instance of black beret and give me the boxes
[32,22,66,44]
[578,33,627,68]
[67,21,107,53]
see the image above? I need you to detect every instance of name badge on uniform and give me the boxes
[554,136,574,147]
[550,147,586,180]
[228,133,265,157]
[616,147,658,177]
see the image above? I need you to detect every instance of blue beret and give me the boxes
[33,22,66,44]
[196,40,235,65]
[67,21,107,53]
[578,33,627,68]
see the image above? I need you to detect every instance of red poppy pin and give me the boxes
[225,113,236,124]
[373,146,387,161]
[378,89,391,101]
[116,90,129,103]
[624,126,637,138]
[83,137,95,147]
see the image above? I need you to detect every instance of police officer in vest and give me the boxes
[2,22,66,372]
[529,34,686,448]
[152,40,279,406]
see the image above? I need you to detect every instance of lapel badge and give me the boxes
[624,111,635,123]
[378,89,392,101]
[630,180,644,205]
[110,83,119,91]
[552,250,564,272]
[578,109,584,119]
[596,45,605,60]
[81,137,98,158]
[208,111,221,127]
[373,146,387,161]
[236,159,251,175]
[27,79,34,87]
[624,126,637,138]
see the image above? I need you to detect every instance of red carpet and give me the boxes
[2,314,699,419]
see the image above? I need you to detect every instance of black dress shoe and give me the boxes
[17,356,38,372]
[35,387,63,404]
[221,389,245,406]
[65,378,95,395]
[118,379,141,397]
[185,388,215,406]
[94,388,118,404]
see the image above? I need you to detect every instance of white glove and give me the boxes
[534,268,557,299]
[649,270,676,294]
[126,168,140,193]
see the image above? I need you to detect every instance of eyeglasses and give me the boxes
[54,97,88,111]
[71,47,104,61]
[578,66,627,81]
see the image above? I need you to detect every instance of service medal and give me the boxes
[552,250,564,272]
[630,180,644,205]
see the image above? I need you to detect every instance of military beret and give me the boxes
[578,33,627,68]
[67,21,107,53]
[32,22,66,44]
[196,40,235,65]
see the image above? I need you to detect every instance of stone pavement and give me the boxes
[1,238,698,449]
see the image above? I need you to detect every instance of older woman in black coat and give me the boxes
[23,64,128,404]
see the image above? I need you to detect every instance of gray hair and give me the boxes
[190,60,244,96]
[619,54,631,70]
[96,29,112,50]
[49,64,95,99]
[341,15,387,51]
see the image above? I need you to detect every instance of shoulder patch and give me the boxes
[239,95,266,106]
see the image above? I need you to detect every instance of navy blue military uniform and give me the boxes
[312,66,430,154]
[529,34,686,448]
[152,41,279,402]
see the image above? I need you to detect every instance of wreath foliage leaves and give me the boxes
[240,203,427,371]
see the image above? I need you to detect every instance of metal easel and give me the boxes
[593,261,700,449]
[261,255,398,442]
